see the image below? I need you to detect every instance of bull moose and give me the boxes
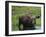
[19,13,40,30]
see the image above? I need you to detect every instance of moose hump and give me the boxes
[20,16,33,24]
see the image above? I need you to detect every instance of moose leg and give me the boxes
[19,18,21,30]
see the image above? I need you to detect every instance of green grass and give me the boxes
[12,6,41,31]
[36,18,41,26]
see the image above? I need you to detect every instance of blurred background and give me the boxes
[12,6,41,31]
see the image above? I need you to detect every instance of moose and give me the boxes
[19,12,40,30]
